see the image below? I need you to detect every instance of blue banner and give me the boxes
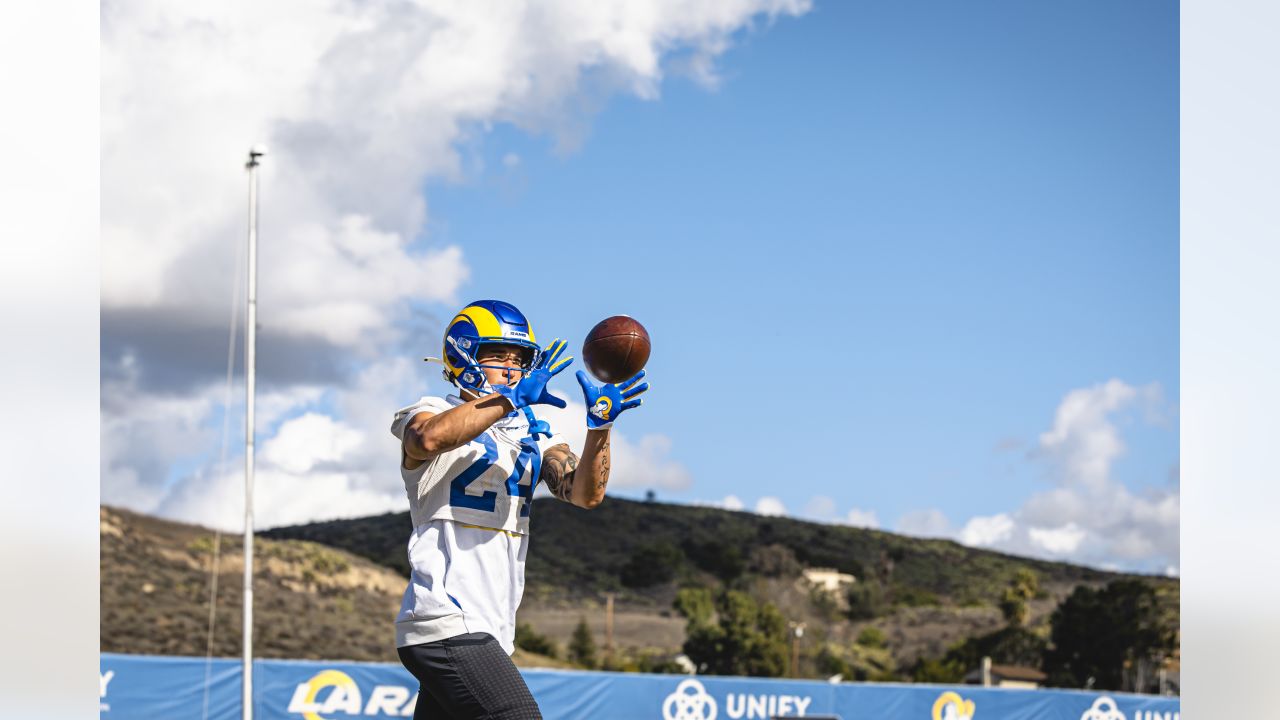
[100,653,1180,720]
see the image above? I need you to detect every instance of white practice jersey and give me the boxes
[390,395,566,652]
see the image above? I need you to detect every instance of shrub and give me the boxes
[682,540,745,582]
[856,626,886,649]
[514,622,558,658]
[893,586,941,608]
[846,583,886,620]
[747,544,801,578]
[568,617,598,669]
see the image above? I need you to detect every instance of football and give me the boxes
[582,315,651,383]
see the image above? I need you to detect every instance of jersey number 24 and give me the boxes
[449,433,539,517]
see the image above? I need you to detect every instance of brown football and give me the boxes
[582,315,651,383]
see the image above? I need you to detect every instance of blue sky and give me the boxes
[425,2,1178,558]
[101,0,1178,573]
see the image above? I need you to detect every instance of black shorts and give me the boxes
[397,633,542,720]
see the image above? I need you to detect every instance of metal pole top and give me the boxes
[247,145,268,168]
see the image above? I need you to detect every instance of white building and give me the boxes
[802,567,856,593]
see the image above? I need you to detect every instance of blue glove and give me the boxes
[576,369,648,430]
[493,338,573,409]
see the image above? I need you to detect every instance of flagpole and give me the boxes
[243,144,266,720]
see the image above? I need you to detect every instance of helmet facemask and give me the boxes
[467,343,538,393]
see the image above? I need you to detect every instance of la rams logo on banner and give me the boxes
[286,669,418,719]
[932,690,976,720]
[288,670,360,720]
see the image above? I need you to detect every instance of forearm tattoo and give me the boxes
[541,449,578,502]
[595,438,611,492]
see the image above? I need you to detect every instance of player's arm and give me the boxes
[406,339,575,470]
[550,369,649,509]
[402,394,514,469]
[540,443,578,504]
[540,431,612,509]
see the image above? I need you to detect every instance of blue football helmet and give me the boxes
[439,300,542,394]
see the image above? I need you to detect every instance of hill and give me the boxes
[261,497,1175,669]
[263,496,1129,607]
[99,506,568,668]
[102,499,1177,680]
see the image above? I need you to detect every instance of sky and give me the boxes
[101,0,1179,575]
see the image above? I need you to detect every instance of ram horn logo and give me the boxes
[590,397,613,420]
[932,690,976,720]
[663,678,717,720]
[1080,696,1125,720]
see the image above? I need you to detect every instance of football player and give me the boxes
[390,300,648,719]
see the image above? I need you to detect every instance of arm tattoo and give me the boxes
[595,438,611,492]
[540,446,578,502]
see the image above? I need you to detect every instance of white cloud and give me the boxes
[689,494,880,528]
[769,495,881,529]
[844,507,881,529]
[687,494,747,511]
[755,496,787,516]
[127,359,430,529]
[1027,522,1087,555]
[948,379,1179,570]
[105,360,692,529]
[101,380,220,516]
[802,495,837,519]
[958,513,1015,547]
[101,0,807,524]
[102,0,811,347]
[259,413,364,474]
[1037,378,1140,491]
[895,509,952,538]
[534,399,692,492]
[160,464,406,532]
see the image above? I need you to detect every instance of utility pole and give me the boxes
[604,593,615,664]
[789,622,806,678]
[242,144,266,720]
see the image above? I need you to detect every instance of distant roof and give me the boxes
[963,664,1048,684]
[993,665,1048,681]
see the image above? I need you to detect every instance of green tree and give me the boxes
[846,582,886,620]
[821,645,895,682]
[893,586,941,608]
[747,544,801,578]
[1044,580,1177,691]
[683,540,744,582]
[999,568,1040,627]
[514,622,558,658]
[809,586,841,621]
[673,587,714,625]
[620,542,685,588]
[856,626,886,649]
[815,645,853,679]
[911,656,967,683]
[568,617,598,669]
[948,626,1047,670]
[909,625,1047,684]
[679,590,788,677]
